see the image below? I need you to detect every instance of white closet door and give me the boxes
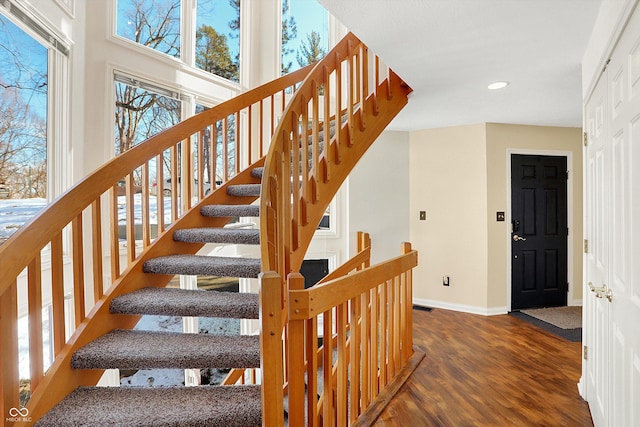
[584,6,640,426]
[584,69,610,427]
[606,8,640,426]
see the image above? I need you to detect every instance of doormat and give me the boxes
[510,307,582,342]
[521,306,582,329]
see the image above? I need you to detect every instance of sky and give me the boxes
[198,0,329,71]
[0,14,48,121]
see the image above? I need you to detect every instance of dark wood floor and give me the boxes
[374,308,593,426]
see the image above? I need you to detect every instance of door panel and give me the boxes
[511,155,568,309]
[584,6,640,425]
[585,67,609,427]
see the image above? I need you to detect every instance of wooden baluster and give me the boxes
[259,99,264,158]
[287,273,306,426]
[360,289,370,409]
[28,254,44,390]
[222,117,229,182]
[306,316,319,426]
[109,187,121,280]
[360,45,368,131]
[403,243,414,361]
[335,52,343,158]
[347,41,355,147]
[270,94,275,145]
[260,272,284,427]
[51,232,65,355]
[198,129,205,199]
[91,199,104,302]
[125,174,136,263]
[210,124,217,187]
[370,285,380,400]
[1,282,19,419]
[291,113,300,240]
[349,295,360,421]
[72,214,86,327]
[336,302,348,425]
[141,164,151,247]
[392,276,401,376]
[322,306,335,426]
[300,95,310,213]
[235,111,241,175]
[156,154,165,233]
[379,279,388,388]
[170,145,179,222]
[247,105,253,164]
[181,137,192,212]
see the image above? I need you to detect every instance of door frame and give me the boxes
[505,148,576,312]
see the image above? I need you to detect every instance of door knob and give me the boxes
[513,234,527,241]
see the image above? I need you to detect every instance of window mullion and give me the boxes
[182,0,196,67]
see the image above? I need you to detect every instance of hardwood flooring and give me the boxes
[373,308,593,426]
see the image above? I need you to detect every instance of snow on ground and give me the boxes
[0,196,175,241]
[0,198,46,240]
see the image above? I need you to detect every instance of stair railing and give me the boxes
[260,232,421,425]
[260,32,411,279]
[0,65,312,421]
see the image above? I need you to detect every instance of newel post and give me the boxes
[286,272,306,426]
[259,272,284,427]
[401,242,414,362]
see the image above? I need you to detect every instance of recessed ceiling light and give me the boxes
[488,81,509,90]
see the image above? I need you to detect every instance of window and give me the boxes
[114,76,182,155]
[281,0,329,75]
[116,0,181,59]
[196,0,240,82]
[0,9,49,242]
[116,0,240,83]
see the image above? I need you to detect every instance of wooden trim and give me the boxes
[352,347,426,427]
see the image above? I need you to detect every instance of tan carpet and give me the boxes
[520,306,582,329]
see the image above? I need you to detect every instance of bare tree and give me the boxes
[0,16,48,198]
[0,85,47,197]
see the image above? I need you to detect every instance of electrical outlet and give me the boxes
[443,276,450,286]
[419,211,426,220]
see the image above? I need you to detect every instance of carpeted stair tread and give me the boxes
[144,255,261,278]
[110,287,259,319]
[34,385,262,427]
[226,183,261,197]
[71,329,260,369]
[201,204,260,218]
[251,167,264,179]
[174,228,260,245]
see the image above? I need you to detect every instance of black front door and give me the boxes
[511,155,568,310]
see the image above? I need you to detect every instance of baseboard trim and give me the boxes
[412,298,507,316]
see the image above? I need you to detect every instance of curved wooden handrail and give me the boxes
[0,64,312,420]
[0,64,313,294]
[259,32,411,279]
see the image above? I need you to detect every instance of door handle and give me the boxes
[589,282,613,302]
[513,234,527,241]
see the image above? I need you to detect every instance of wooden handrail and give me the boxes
[289,249,418,320]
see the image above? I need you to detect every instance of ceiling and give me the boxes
[319,0,603,131]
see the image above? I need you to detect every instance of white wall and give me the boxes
[348,131,410,263]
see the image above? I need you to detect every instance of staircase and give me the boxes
[0,33,415,427]
[35,167,266,426]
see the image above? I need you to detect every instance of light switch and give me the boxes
[419,211,426,220]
